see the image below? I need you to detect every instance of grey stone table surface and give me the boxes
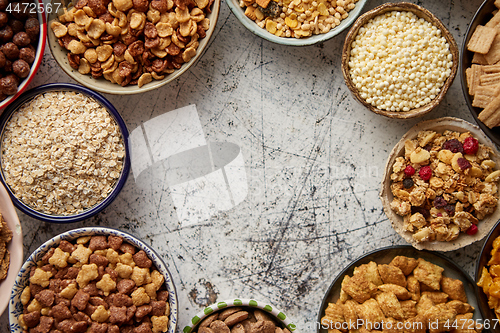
[0,0,490,330]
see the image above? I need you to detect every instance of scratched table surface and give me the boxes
[0,0,489,330]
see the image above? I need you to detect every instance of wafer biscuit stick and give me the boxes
[468,25,498,54]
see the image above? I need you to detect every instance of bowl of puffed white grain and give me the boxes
[0,83,130,223]
[342,2,459,119]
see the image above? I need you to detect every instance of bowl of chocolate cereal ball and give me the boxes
[0,83,131,223]
[46,0,220,94]
[0,0,47,110]
[9,227,178,333]
[380,117,500,251]
[226,0,367,45]
[342,2,458,119]
[183,298,296,333]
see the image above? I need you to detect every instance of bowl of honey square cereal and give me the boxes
[380,117,500,251]
[342,3,458,119]
[317,246,481,333]
[9,227,178,333]
[225,0,367,45]
[46,0,220,94]
[0,83,130,223]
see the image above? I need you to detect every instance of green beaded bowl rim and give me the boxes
[183,298,298,333]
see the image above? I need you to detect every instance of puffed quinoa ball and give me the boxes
[348,11,453,112]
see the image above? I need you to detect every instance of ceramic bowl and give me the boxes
[0,0,47,110]
[380,117,500,251]
[342,2,458,119]
[225,0,367,46]
[183,298,297,333]
[9,227,178,333]
[460,0,500,146]
[0,181,22,316]
[317,245,481,333]
[0,83,131,223]
[46,0,220,94]
[475,219,500,332]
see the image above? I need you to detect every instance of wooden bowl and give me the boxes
[341,2,459,119]
[380,117,500,251]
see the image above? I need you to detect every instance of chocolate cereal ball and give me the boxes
[9,19,24,34]
[13,31,30,47]
[13,59,29,78]
[0,25,13,43]
[0,0,8,11]
[0,51,5,68]
[11,3,29,20]
[0,74,19,95]
[19,46,35,64]
[2,43,19,60]
[24,18,39,42]
[0,12,8,28]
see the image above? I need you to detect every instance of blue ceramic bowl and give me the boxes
[0,83,131,223]
[9,227,178,333]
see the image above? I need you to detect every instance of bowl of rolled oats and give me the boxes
[380,117,500,251]
[0,83,131,223]
[226,0,366,45]
[9,227,178,333]
[183,298,297,333]
[46,0,220,94]
[342,3,458,119]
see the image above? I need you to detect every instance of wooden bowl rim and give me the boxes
[341,2,459,119]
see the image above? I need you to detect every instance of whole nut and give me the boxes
[251,320,275,333]
[209,320,230,333]
[224,311,249,327]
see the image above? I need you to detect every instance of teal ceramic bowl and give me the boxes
[225,0,367,46]
[183,298,298,332]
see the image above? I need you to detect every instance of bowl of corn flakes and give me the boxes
[46,0,220,94]
[9,227,178,333]
[380,117,500,251]
[225,0,367,45]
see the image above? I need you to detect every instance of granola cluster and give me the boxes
[321,256,481,332]
[1,91,125,215]
[18,234,171,333]
[390,130,500,243]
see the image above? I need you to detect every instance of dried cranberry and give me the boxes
[411,206,430,219]
[444,204,455,217]
[442,139,464,153]
[424,144,432,151]
[433,196,447,208]
[466,224,478,235]
[403,178,414,189]
[463,137,479,155]
[437,213,443,217]
[457,158,471,170]
[419,166,432,181]
[404,165,415,177]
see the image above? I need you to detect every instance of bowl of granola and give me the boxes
[9,227,178,333]
[225,0,366,45]
[0,83,131,223]
[46,0,220,94]
[380,117,500,251]
[183,298,296,333]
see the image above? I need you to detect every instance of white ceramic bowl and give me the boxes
[380,117,500,251]
[183,298,298,333]
[46,0,220,94]
[0,0,47,110]
[9,227,178,333]
[0,181,22,317]
[225,0,367,46]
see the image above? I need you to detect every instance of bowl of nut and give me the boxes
[0,83,131,223]
[46,0,219,94]
[342,2,458,119]
[226,0,366,45]
[0,0,47,110]
[183,298,297,333]
[9,227,178,333]
[461,0,500,147]
[380,117,500,251]
[318,246,481,333]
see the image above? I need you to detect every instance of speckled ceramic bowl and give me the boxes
[0,83,131,223]
[183,298,297,333]
[0,181,22,317]
[225,0,367,46]
[9,227,178,333]
[47,0,220,94]
[380,117,500,251]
